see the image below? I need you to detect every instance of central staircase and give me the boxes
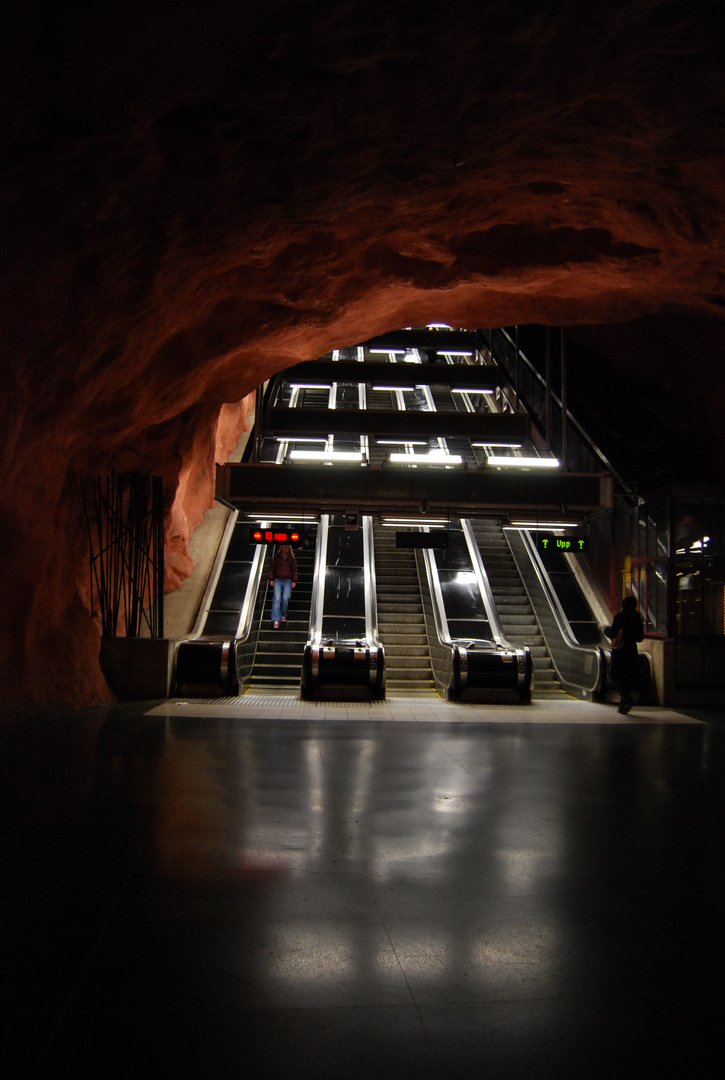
[373,525,436,695]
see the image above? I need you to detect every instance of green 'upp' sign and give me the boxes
[537,532,589,553]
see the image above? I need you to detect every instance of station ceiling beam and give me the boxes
[285,360,507,387]
[265,408,529,442]
[217,463,611,516]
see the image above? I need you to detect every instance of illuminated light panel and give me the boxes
[252,515,319,523]
[288,382,332,390]
[372,385,416,392]
[471,441,522,448]
[437,350,473,356]
[289,450,365,462]
[509,521,580,529]
[382,519,448,527]
[451,387,494,394]
[690,537,710,549]
[276,437,327,442]
[369,348,405,354]
[376,439,428,445]
[487,455,560,468]
[389,451,463,464]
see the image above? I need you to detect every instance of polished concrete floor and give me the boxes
[2,694,724,1079]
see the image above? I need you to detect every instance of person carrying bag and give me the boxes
[605,596,644,714]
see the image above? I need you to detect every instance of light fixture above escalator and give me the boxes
[389,450,463,465]
[487,455,560,469]
[289,449,365,462]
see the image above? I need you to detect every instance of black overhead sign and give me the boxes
[396,531,449,549]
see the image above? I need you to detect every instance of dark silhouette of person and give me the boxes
[606,596,645,714]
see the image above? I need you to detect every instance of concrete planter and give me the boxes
[99,637,174,700]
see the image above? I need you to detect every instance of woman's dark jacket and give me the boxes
[608,607,644,680]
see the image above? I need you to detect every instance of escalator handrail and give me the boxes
[420,542,453,645]
[234,538,270,642]
[308,513,330,645]
[362,515,380,646]
[460,518,517,649]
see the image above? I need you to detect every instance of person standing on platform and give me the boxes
[269,542,297,628]
[606,595,645,714]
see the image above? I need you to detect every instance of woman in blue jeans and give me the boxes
[269,543,298,628]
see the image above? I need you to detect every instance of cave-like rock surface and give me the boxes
[2,1,725,714]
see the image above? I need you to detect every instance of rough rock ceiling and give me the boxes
[1,0,724,711]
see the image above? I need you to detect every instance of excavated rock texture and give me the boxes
[2,0,725,712]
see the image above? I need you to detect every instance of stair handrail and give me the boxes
[490,327,633,495]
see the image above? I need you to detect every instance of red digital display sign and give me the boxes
[251,529,300,544]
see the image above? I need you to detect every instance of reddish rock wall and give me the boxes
[2,1,725,714]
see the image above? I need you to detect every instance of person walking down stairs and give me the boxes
[268,542,297,628]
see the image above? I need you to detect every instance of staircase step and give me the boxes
[374,525,433,693]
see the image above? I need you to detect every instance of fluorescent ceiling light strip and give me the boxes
[372,385,416,392]
[369,348,405,354]
[288,382,332,390]
[471,441,522,448]
[382,517,448,525]
[451,387,494,394]
[254,517,318,524]
[376,439,428,445]
[289,450,364,462]
[437,350,473,356]
[276,437,327,442]
[389,451,463,464]
[487,455,560,468]
[509,521,580,529]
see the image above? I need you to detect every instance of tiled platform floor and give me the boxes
[1,694,723,1078]
[148,690,705,724]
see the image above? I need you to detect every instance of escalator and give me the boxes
[247,531,317,690]
[301,514,385,699]
[413,519,533,701]
[502,527,609,698]
[470,519,563,697]
[173,517,317,697]
[173,511,264,696]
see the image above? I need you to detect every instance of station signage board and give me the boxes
[396,531,449,549]
[537,532,589,553]
[248,527,301,545]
